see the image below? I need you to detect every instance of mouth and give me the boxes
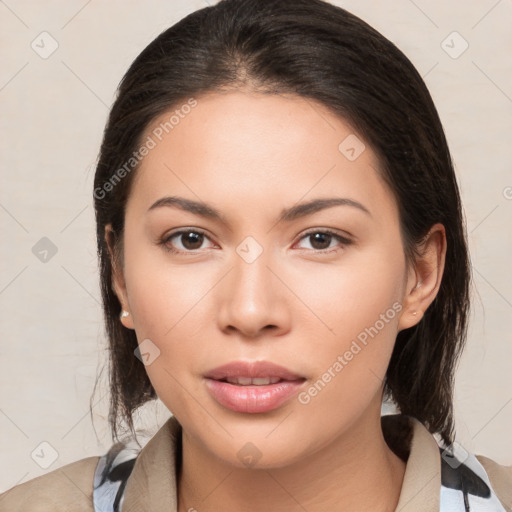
[204,360,304,381]
[217,376,286,386]
[203,361,306,413]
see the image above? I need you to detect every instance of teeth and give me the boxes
[225,376,281,385]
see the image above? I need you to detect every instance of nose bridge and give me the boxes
[218,233,285,334]
[231,234,273,301]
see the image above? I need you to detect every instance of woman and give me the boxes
[1,0,510,511]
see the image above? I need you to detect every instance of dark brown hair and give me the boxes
[92,0,471,446]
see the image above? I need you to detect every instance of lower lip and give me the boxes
[204,378,306,413]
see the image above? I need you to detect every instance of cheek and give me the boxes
[291,243,405,394]
[291,240,405,340]
[293,285,402,433]
[121,240,197,379]
[121,237,227,408]
[123,233,206,334]
[123,262,203,416]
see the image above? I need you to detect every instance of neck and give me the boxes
[177,406,407,512]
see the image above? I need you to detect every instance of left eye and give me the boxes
[295,230,351,252]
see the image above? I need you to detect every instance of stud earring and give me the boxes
[412,311,417,316]
[120,310,130,320]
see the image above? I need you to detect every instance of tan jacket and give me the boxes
[1,414,511,511]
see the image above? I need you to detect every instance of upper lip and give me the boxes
[204,361,304,381]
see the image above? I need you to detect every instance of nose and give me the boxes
[216,243,291,339]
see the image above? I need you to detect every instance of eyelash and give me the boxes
[159,228,352,256]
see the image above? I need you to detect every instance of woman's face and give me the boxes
[111,90,426,468]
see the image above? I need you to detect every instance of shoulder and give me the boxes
[0,455,100,512]
[475,454,512,510]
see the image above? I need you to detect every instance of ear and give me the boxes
[397,223,447,331]
[105,224,134,330]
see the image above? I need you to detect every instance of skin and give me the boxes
[107,90,446,512]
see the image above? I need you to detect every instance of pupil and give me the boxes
[182,232,203,250]
[311,233,331,250]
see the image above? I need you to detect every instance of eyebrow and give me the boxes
[147,195,371,223]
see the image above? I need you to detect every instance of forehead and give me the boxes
[127,91,396,223]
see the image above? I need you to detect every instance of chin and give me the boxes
[202,429,311,470]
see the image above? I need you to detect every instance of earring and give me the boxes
[412,311,417,316]
[120,310,130,320]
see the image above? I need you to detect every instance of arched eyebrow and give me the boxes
[279,197,371,221]
[147,196,372,223]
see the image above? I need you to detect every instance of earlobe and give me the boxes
[397,223,447,331]
[119,309,135,329]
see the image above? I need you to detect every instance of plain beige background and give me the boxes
[1,0,511,493]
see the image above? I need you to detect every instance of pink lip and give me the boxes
[204,360,304,381]
[204,361,306,413]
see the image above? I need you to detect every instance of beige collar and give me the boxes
[385,415,441,511]
[122,414,441,512]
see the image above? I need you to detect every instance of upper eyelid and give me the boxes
[164,228,212,243]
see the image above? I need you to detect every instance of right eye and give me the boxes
[160,228,215,254]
